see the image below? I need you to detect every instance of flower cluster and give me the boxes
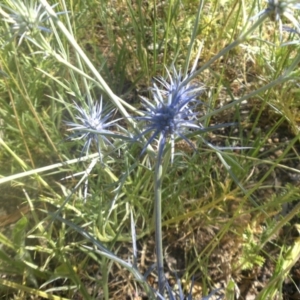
[66,65,205,164]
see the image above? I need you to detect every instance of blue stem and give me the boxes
[155,135,166,297]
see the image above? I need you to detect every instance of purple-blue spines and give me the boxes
[65,99,116,159]
[136,66,204,162]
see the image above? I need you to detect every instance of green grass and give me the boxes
[1,0,300,299]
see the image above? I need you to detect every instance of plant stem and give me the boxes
[154,136,166,297]
[183,0,204,78]
[180,13,268,88]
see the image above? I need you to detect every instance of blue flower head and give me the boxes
[251,0,300,39]
[0,1,64,45]
[136,65,205,163]
[65,98,117,160]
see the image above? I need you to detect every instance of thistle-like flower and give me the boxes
[251,0,300,39]
[0,0,61,45]
[136,64,205,163]
[65,98,118,160]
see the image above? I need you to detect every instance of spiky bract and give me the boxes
[0,0,60,45]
